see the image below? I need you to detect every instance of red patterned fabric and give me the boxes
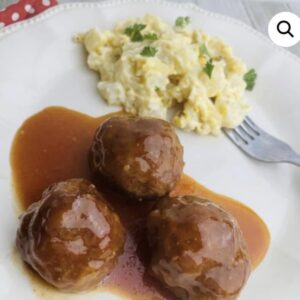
[0,0,58,28]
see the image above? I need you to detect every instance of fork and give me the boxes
[223,116,300,166]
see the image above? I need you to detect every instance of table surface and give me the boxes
[1,0,299,56]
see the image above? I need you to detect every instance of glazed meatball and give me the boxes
[89,116,184,199]
[147,196,251,300]
[16,178,125,292]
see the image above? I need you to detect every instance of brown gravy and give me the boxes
[10,106,270,300]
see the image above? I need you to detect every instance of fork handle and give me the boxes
[287,152,300,166]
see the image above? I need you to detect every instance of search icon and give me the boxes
[277,20,294,37]
[268,12,300,47]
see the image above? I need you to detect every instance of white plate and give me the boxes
[1,1,300,299]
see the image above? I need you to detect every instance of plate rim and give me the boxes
[0,0,299,65]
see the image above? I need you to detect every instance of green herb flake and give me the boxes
[132,31,144,42]
[199,43,209,57]
[175,16,190,27]
[140,46,158,57]
[143,33,158,41]
[243,69,257,91]
[203,58,214,79]
[124,23,146,42]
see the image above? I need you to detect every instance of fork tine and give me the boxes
[244,116,260,136]
[223,128,244,145]
[232,128,249,144]
[243,119,260,136]
[233,126,250,145]
[238,124,254,140]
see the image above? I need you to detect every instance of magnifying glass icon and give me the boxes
[277,20,294,37]
[269,12,299,47]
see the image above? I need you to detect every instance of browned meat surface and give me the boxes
[89,116,184,199]
[147,196,251,300]
[16,178,125,292]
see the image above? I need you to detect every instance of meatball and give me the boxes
[89,116,184,199]
[16,178,125,292]
[147,196,251,300]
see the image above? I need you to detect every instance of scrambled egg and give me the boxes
[76,15,250,135]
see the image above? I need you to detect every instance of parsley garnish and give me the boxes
[200,43,214,79]
[175,16,190,27]
[203,59,214,78]
[144,33,158,41]
[199,43,209,57]
[124,24,159,42]
[244,69,257,91]
[140,46,158,57]
[124,23,146,42]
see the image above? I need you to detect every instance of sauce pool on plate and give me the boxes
[10,106,270,299]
